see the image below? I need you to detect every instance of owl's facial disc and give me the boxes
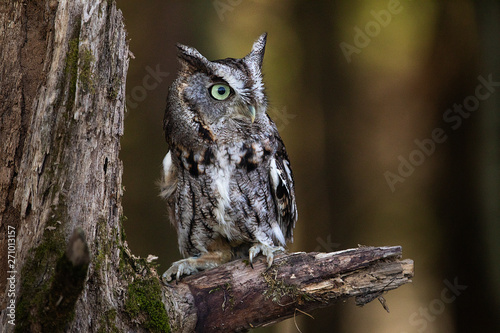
[208,80,257,123]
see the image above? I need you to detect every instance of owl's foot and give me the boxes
[162,258,200,283]
[248,243,285,268]
[162,251,231,283]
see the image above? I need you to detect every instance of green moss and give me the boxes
[125,278,171,333]
[261,262,313,305]
[262,272,298,304]
[94,249,105,272]
[117,217,169,332]
[117,240,128,273]
[94,218,109,273]
[209,282,234,311]
[208,286,222,293]
[94,217,124,275]
[42,231,89,332]
[108,75,121,100]
[98,308,119,333]
[119,215,128,242]
[79,46,95,93]
[63,22,95,111]
[117,216,135,276]
[117,243,137,276]
[118,249,127,274]
[15,212,67,332]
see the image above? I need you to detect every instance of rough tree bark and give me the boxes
[0,1,132,332]
[0,1,414,332]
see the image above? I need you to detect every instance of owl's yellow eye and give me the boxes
[210,84,232,101]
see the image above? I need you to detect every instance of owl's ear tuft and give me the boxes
[245,32,267,69]
[176,43,209,72]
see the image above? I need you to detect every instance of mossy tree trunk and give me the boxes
[0,1,163,332]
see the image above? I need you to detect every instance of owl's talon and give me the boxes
[248,243,285,268]
[162,258,200,283]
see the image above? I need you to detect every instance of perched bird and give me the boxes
[160,33,297,282]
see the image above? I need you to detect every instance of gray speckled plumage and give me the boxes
[160,33,297,282]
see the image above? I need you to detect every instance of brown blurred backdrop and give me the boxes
[116,1,500,332]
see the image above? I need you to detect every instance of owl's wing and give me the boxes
[159,151,178,200]
[269,137,297,243]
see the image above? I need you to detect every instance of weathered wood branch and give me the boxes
[164,246,414,332]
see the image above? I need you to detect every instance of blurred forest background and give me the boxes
[116,1,500,332]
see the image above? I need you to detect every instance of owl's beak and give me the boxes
[248,105,256,123]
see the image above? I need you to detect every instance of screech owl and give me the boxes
[160,33,297,282]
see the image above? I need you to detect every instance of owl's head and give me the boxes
[165,33,270,146]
